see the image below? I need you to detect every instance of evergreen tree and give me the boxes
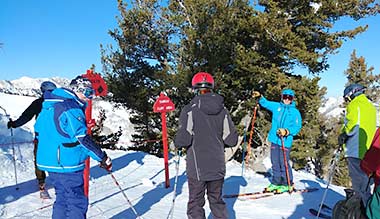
[101,0,379,184]
[166,0,378,174]
[344,50,380,102]
[91,109,123,150]
[101,0,176,156]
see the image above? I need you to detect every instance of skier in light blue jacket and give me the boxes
[252,88,302,193]
[34,76,112,219]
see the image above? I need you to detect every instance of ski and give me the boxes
[319,203,332,211]
[223,190,267,198]
[224,187,318,199]
[40,189,51,199]
[309,208,332,219]
[239,188,319,201]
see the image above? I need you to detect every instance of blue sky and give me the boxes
[0,1,379,98]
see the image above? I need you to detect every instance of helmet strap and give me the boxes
[345,96,352,102]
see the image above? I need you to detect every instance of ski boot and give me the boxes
[39,183,45,191]
[274,185,293,194]
[264,184,280,193]
[39,183,51,199]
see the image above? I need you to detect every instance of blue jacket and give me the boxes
[258,96,302,148]
[34,88,106,173]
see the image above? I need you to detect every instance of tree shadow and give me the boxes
[111,172,187,218]
[0,151,146,205]
[90,151,146,179]
[0,178,42,205]
[287,179,344,219]
[221,175,248,219]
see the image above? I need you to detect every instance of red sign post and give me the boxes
[83,69,108,197]
[153,92,175,188]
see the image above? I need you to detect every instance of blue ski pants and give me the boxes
[347,157,372,207]
[270,143,293,185]
[49,170,88,219]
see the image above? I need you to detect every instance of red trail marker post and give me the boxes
[83,69,108,197]
[153,92,175,188]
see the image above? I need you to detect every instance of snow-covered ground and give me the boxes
[0,92,346,219]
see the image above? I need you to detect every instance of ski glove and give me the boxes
[276,128,289,137]
[338,132,348,145]
[169,141,176,151]
[7,119,14,129]
[252,91,261,98]
[100,154,112,172]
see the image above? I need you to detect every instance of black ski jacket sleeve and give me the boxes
[13,98,43,128]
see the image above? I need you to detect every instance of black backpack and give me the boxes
[332,189,367,219]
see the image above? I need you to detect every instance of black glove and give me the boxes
[338,133,348,145]
[100,154,112,172]
[7,119,14,129]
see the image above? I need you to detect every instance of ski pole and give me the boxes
[10,127,19,190]
[0,106,18,190]
[245,105,258,169]
[280,136,292,193]
[366,174,374,193]
[108,170,142,219]
[241,120,249,176]
[167,149,182,219]
[315,145,343,218]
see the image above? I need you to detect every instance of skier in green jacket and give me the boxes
[338,83,377,207]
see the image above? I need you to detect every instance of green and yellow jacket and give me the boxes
[342,94,377,159]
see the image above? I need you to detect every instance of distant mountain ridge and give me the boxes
[0,76,70,97]
[319,96,344,118]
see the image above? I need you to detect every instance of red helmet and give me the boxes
[191,72,214,89]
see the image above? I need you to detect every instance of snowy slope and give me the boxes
[0,92,347,219]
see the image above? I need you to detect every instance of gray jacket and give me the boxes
[174,92,238,181]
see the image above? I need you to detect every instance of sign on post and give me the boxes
[82,69,108,197]
[83,69,108,96]
[153,92,175,188]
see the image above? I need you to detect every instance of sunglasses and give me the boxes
[282,94,294,101]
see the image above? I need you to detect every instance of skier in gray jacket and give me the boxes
[175,72,238,219]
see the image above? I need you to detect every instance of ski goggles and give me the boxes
[282,94,294,101]
[83,87,95,99]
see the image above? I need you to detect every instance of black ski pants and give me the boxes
[33,139,46,186]
[187,177,228,219]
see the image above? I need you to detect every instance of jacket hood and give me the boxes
[191,92,224,115]
[43,88,86,108]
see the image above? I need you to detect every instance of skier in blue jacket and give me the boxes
[34,76,112,219]
[253,89,302,193]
